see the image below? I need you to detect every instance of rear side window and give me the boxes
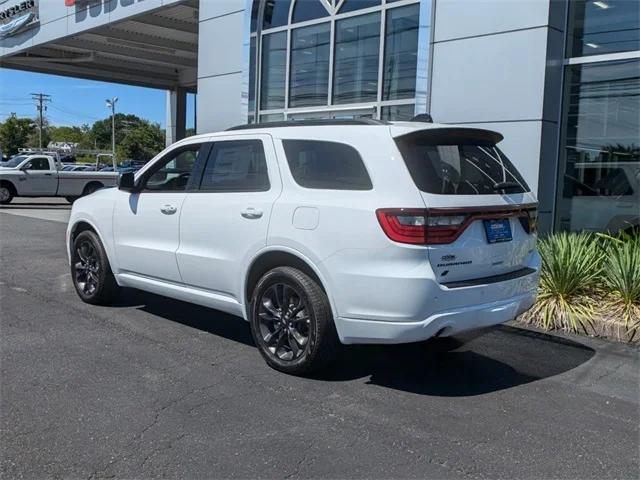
[282,140,372,190]
[200,140,270,192]
[395,129,530,195]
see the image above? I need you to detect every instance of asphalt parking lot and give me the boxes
[1,200,638,479]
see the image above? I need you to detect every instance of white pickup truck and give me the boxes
[0,154,118,204]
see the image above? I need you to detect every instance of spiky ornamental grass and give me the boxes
[598,232,640,339]
[523,232,605,334]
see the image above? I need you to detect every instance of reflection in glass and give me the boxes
[292,0,329,23]
[556,59,640,233]
[263,0,293,29]
[333,13,380,104]
[339,0,381,14]
[568,0,639,57]
[249,36,256,115]
[290,23,331,107]
[260,32,287,110]
[260,113,285,122]
[250,0,260,33]
[381,104,415,120]
[383,4,419,100]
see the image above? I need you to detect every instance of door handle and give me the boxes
[241,207,263,219]
[160,204,177,215]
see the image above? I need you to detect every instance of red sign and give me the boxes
[64,0,75,6]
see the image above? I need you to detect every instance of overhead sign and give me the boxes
[0,0,39,38]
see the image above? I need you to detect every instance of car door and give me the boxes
[113,142,204,282]
[19,157,57,195]
[176,134,281,300]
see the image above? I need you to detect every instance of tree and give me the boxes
[49,125,92,148]
[0,115,35,156]
[115,120,165,162]
[90,113,145,150]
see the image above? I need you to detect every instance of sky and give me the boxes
[0,68,196,129]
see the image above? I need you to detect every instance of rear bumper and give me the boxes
[336,291,536,344]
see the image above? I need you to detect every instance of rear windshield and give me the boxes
[395,129,530,195]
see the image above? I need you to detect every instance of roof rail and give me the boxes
[226,118,389,131]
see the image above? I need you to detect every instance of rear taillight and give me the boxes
[377,204,538,245]
[519,209,538,234]
[376,209,466,245]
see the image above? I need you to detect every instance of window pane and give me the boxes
[263,0,293,29]
[249,36,257,114]
[145,146,200,191]
[289,23,330,107]
[250,0,260,33]
[260,113,285,122]
[200,140,270,192]
[568,0,640,57]
[556,59,640,233]
[395,130,529,195]
[333,13,380,104]
[383,4,419,100]
[338,0,380,14]
[381,104,415,120]
[283,140,373,190]
[292,0,329,23]
[261,32,287,110]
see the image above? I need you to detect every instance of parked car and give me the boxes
[0,154,118,204]
[66,119,540,374]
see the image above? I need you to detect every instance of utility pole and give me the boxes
[105,97,118,161]
[31,93,51,150]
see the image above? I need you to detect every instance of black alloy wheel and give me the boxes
[250,267,338,375]
[71,230,119,305]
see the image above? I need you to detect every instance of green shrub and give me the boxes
[522,232,605,333]
[598,232,640,338]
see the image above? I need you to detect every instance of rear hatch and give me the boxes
[392,127,538,285]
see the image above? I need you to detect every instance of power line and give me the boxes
[31,93,52,149]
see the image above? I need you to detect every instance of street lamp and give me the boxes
[105,97,118,161]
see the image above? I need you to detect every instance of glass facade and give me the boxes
[556,1,640,233]
[248,0,423,122]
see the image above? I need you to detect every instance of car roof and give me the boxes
[175,120,503,144]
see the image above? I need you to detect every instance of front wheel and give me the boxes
[250,267,338,375]
[0,185,14,204]
[71,230,120,305]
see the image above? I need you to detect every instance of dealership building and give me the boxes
[0,0,638,232]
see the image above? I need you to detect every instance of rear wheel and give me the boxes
[0,184,14,204]
[82,182,102,197]
[71,230,119,305]
[250,267,338,375]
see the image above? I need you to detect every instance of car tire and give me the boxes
[0,184,14,204]
[250,266,338,375]
[82,182,102,197]
[71,230,120,305]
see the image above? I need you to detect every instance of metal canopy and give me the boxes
[0,1,199,91]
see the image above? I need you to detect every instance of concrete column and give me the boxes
[165,87,187,146]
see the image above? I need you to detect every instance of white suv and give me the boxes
[67,119,540,374]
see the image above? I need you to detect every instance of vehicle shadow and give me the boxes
[114,289,595,397]
[0,204,70,210]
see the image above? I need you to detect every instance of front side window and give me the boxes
[282,139,372,190]
[200,140,270,192]
[142,145,200,192]
[27,157,51,170]
[395,130,530,195]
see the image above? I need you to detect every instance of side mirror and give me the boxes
[21,162,32,170]
[118,171,137,191]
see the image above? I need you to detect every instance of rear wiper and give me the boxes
[492,181,521,192]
